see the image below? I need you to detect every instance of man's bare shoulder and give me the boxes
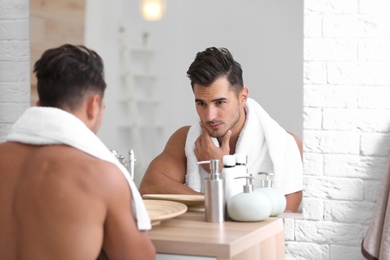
[20,145,131,220]
[33,145,117,170]
[164,126,191,152]
[0,144,131,260]
[149,125,191,167]
[139,125,196,194]
[168,126,191,141]
[29,145,128,197]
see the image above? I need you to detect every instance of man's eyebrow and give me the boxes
[212,98,228,102]
[194,98,228,103]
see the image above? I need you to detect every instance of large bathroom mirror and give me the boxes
[30,0,303,185]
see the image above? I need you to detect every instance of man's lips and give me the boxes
[208,123,221,129]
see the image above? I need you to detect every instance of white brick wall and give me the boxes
[0,0,30,142]
[284,0,390,259]
[2,1,389,259]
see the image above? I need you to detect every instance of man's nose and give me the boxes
[205,106,217,122]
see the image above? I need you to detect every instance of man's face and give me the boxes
[193,76,245,138]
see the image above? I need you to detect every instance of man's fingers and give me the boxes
[221,130,231,150]
[199,121,212,143]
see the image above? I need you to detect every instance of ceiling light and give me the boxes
[140,0,166,21]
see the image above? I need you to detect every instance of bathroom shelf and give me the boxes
[118,123,163,129]
[118,97,159,104]
[117,28,162,180]
[128,46,154,54]
[121,71,157,79]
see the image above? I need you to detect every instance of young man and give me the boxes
[0,44,155,259]
[140,47,303,212]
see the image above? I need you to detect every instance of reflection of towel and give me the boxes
[6,107,151,230]
[362,159,390,259]
[185,98,303,194]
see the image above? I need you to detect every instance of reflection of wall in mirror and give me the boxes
[30,0,86,105]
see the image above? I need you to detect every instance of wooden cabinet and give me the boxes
[30,0,86,105]
[148,212,285,260]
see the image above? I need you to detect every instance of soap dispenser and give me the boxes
[227,175,272,222]
[255,172,286,217]
[198,159,225,223]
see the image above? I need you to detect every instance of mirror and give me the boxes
[30,0,303,185]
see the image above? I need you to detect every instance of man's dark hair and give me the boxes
[186,47,244,95]
[34,44,106,111]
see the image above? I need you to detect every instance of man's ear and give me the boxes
[86,94,100,120]
[240,87,249,103]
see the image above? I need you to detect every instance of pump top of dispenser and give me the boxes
[234,174,255,193]
[198,159,221,180]
[258,172,275,187]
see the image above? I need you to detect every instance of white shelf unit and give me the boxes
[117,30,162,182]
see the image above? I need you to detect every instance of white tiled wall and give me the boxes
[0,0,30,141]
[284,0,390,259]
[1,0,390,259]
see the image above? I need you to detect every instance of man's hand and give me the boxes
[194,121,231,172]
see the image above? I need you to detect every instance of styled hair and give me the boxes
[186,47,244,95]
[34,44,106,110]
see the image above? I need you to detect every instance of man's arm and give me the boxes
[285,132,303,212]
[285,190,302,212]
[139,126,201,195]
[287,132,303,159]
[101,164,156,259]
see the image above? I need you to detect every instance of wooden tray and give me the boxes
[143,199,188,226]
[143,194,205,207]
[142,194,204,207]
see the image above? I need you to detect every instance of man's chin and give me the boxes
[210,130,227,139]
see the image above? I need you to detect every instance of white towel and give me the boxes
[185,98,303,195]
[6,107,151,230]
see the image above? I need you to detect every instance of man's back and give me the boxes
[1,44,155,259]
[0,142,119,259]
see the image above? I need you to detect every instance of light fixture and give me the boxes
[139,0,166,21]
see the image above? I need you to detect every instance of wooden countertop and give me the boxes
[148,211,285,260]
